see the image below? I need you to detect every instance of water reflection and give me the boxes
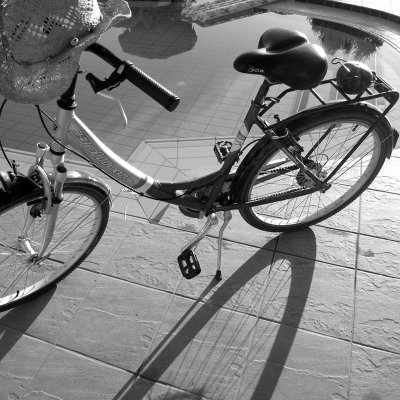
[117,0,197,59]
[308,18,384,60]
[3,3,399,158]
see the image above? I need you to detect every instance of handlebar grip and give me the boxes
[124,63,180,112]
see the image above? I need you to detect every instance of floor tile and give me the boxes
[353,270,400,353]
[357,234,400,278]
[113,376,206,400]
[0,330,53,400]
[175,236,275,314]
[359,190,400,240]
[258,253,355,340]
[349,344,400,400]
[0,269,99,345]
[138,295,257,400]
[318,199,361,233]
[25,346,133,400]
[239,321,349,400]
[159,206,279,252]
[87,219,189,292]
[58,275,173,372]
[369,155,400,192]
[276,225,357,267]
[82,214,136,274]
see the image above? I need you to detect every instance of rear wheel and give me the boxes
[237,108,388,231]
[0,181,110,311]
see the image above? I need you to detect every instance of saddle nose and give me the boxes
[234,28,328,90]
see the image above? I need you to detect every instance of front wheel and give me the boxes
[236,108,388,231]
[0,181,110,311]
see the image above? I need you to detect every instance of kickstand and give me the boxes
[181,213,219,254]
[178,213,219,279]
[177,211,233,280]
[215,210,232,281]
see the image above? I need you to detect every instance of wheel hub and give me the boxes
[296,159,327,188]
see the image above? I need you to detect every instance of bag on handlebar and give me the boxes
[0,0,131,104]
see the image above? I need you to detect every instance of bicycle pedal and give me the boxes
[214,141,232,163]
[177,249,201,279]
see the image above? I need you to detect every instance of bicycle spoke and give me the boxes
[242,111,384,229]
[0,184,109,311]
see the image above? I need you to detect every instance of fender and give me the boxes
[230,102,397,200]
[0,169,111,210]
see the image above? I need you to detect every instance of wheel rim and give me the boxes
[0,190,103,308]
[248,119,381,226]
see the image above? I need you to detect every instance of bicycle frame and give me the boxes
[16,63,398,264]
[44,77,272,214]
[45,71,399,217]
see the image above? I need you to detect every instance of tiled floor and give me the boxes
[330,0,400,16]
[0,1,400,400]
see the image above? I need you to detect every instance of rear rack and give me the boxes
[260,72,399,121]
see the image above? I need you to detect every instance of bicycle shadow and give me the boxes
[113,228,317,400]
[0,287,55,361]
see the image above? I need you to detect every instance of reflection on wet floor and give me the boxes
[0,0,399,160]
[118,1,197,59]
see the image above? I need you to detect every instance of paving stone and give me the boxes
[58,275,173,372]
[359,190,400,240]
[318,199,360,232]
[370,155,400,192]
[349,344,400,400]
[276,225,357,267]
[161,204,357,269]
[83,219,187,292]
[357,235,400,278]
[238,320,349,400]
[258,253,355,340]
[0,2,399,399]
[159,205,279,251]
[0,329,52,400]
[23,346,133,400]
[0,269,99,344]
[175,236,275,314]
[113,376,206,400]
[84,214,136,273]
[353,271,400,353]
[138,295,257,400]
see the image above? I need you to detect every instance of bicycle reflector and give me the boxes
[336,61,373,95]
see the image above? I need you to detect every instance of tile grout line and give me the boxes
[22,217,136,397]
[233,235,281,400]
[346,190,363,398]
[133,275,184,377]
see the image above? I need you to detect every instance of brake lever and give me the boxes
[97,90,128,129]
[86,69,128,128]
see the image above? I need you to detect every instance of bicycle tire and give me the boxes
[0,180,110,311]
[236,107,388,231]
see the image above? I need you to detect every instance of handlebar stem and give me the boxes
[57,73,79,110]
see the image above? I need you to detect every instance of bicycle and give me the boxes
[0,28,398,311]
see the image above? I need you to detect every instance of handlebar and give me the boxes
[85,43,180,112]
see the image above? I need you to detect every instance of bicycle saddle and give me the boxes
[233,28,328,89]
